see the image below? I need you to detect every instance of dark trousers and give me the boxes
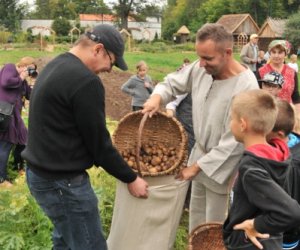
[132,106,143,111]
[0,140,13,182]
[13,144,26,170]
[26,168,107,250]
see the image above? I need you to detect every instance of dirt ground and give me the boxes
[35,57,133,121]
[99,71,133,120]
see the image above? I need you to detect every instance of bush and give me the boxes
[51,17,71,36]
[55,35,71,44]
[0,31,11,43]
[137,41,170,53]
[14,32,28,43]
[0,177,53,250]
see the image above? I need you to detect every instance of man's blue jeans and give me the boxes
[26,167,107,250]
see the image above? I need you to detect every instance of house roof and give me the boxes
[79,14,115,21]
[258,17,287,37]
[79,14,135,22]
[177,25,190,34]
[216,13,259,34]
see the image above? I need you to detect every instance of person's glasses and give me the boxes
[104,48,115,68]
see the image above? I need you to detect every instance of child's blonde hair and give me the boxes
[136,60,147,71]
[231,89,278,134]
[290,54,298,62]
[16,57,36,68]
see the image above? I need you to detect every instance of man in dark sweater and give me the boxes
[23,24,148,250]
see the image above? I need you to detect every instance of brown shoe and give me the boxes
[0,180,13,188]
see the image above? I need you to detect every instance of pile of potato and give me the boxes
[120,141,179,174]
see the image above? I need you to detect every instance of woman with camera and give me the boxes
[0,57,36,187]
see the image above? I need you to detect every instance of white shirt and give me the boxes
[288,62,299,73]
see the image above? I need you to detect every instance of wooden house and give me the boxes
[216,14,260,51]
[173,25,190,43]
[258,17,287,51]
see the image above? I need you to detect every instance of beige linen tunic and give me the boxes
[153,61,258,230]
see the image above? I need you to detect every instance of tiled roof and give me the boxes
[258,17,287,37]
[79,14,136,22]
[216,13,259,33]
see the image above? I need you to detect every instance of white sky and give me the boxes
[18,0,166,7]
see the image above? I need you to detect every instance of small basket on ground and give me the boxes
[112,110,187,177]
[188,222,225,250]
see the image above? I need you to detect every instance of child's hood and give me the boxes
[245,138,290,186]
[246,137,289,161]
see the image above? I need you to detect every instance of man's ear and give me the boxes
[94,43,104,54]
[225,48,233,56]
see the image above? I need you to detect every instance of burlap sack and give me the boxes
[107,175,189,250]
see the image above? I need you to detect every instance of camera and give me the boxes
[27,67,38,78]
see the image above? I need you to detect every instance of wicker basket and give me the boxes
[112,111,187,177]
[188,222,226,250]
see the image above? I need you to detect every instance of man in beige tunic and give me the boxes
[143,23,258,232]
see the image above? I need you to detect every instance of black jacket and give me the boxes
[22,53,137,183]
[223,148,300,250]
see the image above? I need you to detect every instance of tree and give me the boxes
[282,0,300,15]
[162,0,206,39]
[227,0,286,26]
[197,0,230,26]
[284,11,300,53]
[52,17,71,36]
[32,0,53,19]
[162,0,187,40]
[73,0,111,15]
[52,0,77,19]
[112,0,162,29]
[0,0,26,32]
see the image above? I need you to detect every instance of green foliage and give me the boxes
[113,0,163,29]
[137,42,170,53]
[161,0,297,39]
[89,167,116,237]
[32,0,53,19]
[284,11,300,51]
[0,177,53,250]
[0,30,11,44]
[0,0,25,32]
[174,211,189,250]
[162,20,179,40]
[198,0,230,24]
[52,17,72,36]
[14,32,29,43]
[55,36,72,44]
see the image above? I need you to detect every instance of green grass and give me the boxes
[0,50,60,67]
[125,51,198,81]
[0,44,198,82]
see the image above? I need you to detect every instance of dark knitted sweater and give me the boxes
[22,52,136,183]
